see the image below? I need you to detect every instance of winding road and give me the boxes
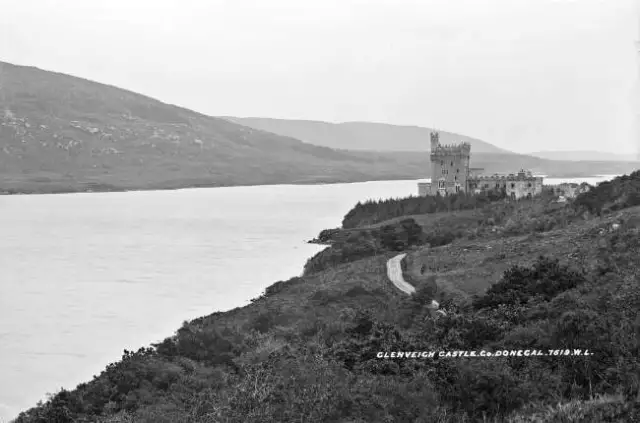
[386,253,444,315]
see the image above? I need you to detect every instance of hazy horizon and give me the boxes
[1,0,638,155]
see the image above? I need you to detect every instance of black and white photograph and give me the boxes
[1,0,639,422]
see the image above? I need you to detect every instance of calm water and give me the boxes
[0,176,616,420]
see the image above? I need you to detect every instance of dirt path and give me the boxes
[386,253,416,295]
[387,253,443,313]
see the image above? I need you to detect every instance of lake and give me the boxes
[0,176,617,421]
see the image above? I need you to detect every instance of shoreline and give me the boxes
[0,172,620,196]
[0,178,411,196]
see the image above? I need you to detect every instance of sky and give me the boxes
[0,0,638,155]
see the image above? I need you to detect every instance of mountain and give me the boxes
[528,150,636,162]
[0,60,638,195]
[222,117,512,154]
[0,61,438,194]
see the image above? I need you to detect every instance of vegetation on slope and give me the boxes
[0,61,432,194]
[341,189,507,229]
[303,217,462,275]
[340,170,640,232]
[12,176,640,422]
[573,170,640,216]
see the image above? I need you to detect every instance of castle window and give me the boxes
[450,161,453,166]
[441,160,444,166]
[527,183,532,188]
[455,185,461,193]
[495,183,499,188]
[454,176,457,181]
[511,183,515,189]
[457,169,459,173]
[438,180,446,189]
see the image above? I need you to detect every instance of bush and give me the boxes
[472,256,586,310]
[574,170,640,215]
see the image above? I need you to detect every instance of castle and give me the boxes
[424,131,471,196]
[418,131,544,200]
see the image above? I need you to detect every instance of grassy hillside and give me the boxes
[13,171,640,422]
[0,61,437,194]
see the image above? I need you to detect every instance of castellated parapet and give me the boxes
[430,143,471,158]
[472,171,536,181]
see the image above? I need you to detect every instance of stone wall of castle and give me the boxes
[429,132,471,195]
[468,170,543,199]
[507,177,544,199]
[418,182,432,196]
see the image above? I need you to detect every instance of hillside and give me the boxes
[529,150,637,162]
[14,172,640,422]
[0,62,638,195]
[223,116,513,154]
[0,61,437,194]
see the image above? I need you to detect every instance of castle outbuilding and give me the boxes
[468,170,543,200]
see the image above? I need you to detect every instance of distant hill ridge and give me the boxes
[528,150,636,162]
[222,116,512,154]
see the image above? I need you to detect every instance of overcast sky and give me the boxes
[1,0,637,154]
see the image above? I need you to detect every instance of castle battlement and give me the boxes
[429,131,471,156]
[430,143,471,156]
[469,169,539,181]
[470,174,541,182]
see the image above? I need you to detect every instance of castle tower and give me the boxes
[429,131,471,195]
[430,131,439,151]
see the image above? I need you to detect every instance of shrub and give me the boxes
[473,256,586,310]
